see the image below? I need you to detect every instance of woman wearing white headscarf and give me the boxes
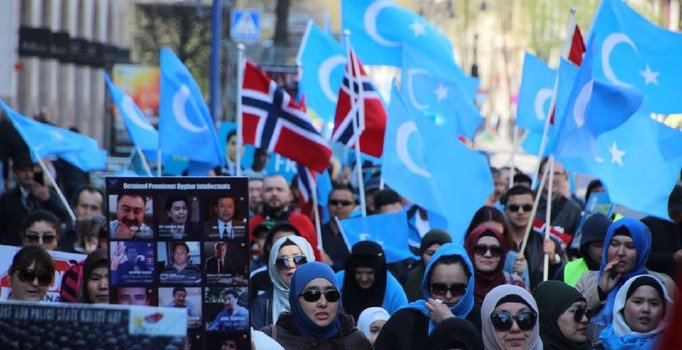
[251,235,315,330]
[481,284,543,350]
[357,307,390,344]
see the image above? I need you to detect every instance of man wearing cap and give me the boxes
[643,184,682,277]
[0,154,70,246]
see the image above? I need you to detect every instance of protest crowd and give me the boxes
[2,0,682,349]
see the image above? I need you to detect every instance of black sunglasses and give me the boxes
[490,311,537,331]
[24,234,57,244]
[572,306,591,323]
[473,244,504,257]
[329,199,354,207]
[275,255,308,268]
[430,282,467,297]
[15,269,52,286]
[300,289,341,303]
[507,204,533,213]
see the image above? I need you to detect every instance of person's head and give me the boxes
[22,210,60,250]
[364,177,381,214]
[512,173,532,189]
[374,189,402,214]
[668,185,682,224]
[262,174,292,213]
[419,229,453,267]
[12,154,37,189]
[224,292,238,312]
[466,206,509,239]
[481,285,541,350]
[327,183,356,220]
[172,242,190,267]
[73,185,104,220]
[617,275,670,334]
[424,243,474,311]
[226,130,239,162]
[248,178,264,213]
[602,218,651,277]
[466,224,506,274]
[492,168,509,202]
[76,215,105,254]
[252,221,274,253]
[172,286,187,307]
[533,281,590,348]
[290,262,342,337]
[80,248,109,304]
[357,307,390,345]
[263,222,302,261]
[425,317,484,350]
[502,186,535,231]
[252,148,269,171]
[214,241,227,259]
[347,241,386,290]
[117,287,149,305]
[584,179,605,204]
[269,236,315,288]
[115,194,146,229]
[7,245,55,302]
[220,340,237,350]
[165,195,188,225]
[539,158,568,197]
[215,196,236,223]
[579,213,612,269]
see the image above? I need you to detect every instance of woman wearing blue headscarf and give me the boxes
[260,262,372,349]
[374,243,481,350]
[574,218,675,342]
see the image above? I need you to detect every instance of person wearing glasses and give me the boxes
[321,184,356,272]
[336,241,408,321]
[405,229,453,302]
[502,186,567,290]
[533,281,591,350]
[465,224,525,307]
[251,236,315,330]
[535,159,582,243]
[21,210,61,251]
[261,262,372,349]
[481,284,543,350]
[6,245,55,302]
[374,243,479,350]
[598,275,672,349]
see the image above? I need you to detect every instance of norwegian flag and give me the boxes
[532,219,574,249]
[296,163,317,203]
[242,62,332,172]
[549,23,586,124]
[331,50,387,157]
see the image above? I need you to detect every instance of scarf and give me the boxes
[532,280,591,350]
[289,262,342,340]
[425,317,483,350]
[268,236,316,326]
[341,241,388,320]
[465,224,508,305]
[481,284,543,350]
[356,307,390,340]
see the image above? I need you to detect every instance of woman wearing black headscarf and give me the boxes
[336,241,407,320]
[425,317,483,350]
[533,280,591,350]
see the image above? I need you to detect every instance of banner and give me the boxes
[106,176,250,348]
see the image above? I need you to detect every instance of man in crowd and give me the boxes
[160,242,201,284]
[58,185,104,251]
[248,177,264,217]
[109,194,153,239]
[207,292,249,331]
[321,184,355,271]
[0,154,70,246]
[206,196,246,239]
[535,159,582,246]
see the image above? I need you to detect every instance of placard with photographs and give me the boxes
[106,177,250,348]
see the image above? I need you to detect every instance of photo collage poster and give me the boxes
[106,177,250,350]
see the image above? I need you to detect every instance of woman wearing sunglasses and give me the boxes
[336,241,407,320]
[21,209,61,251]
[261,262,372,349]
[80,248,110,304]
[481,284,542,350]
[7,245,55,302]
[465,224,526,306]
[251,235,315,330]
[599,275,672,350]
[374,243,479,350]
[533,281,591,350]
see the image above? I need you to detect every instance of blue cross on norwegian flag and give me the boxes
[296,163,317,203]
[241,62,332,173]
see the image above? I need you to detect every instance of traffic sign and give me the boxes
[230,9,260,42]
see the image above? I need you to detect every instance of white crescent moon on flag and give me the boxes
[318,55,346,102]
[573,80,594,129]
[396,121,431,178]
[407,69,431,111]
[534,88,553,121]
[364,1,401,47]
[172,85,208,133]
[601,33,638,87]
[122,95,156,131]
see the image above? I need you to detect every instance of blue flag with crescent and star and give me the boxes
[338,211,413,263]
[516,53,556,132]
[159,48,224,169]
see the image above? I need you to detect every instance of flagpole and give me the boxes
[156,149,162,177]
[508,125,518,189]
[236,43,245,177]
[34,152,76,223]
[135,147,153,176]
[531,8,577,188]
[311,180,324,253]
[519,162,550,256]
[543,155,555,282]
[343,30,367,216]
[334,216,352,251]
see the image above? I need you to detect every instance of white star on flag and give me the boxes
[639,64,660,86]
[410,20,426,37]
[434,84,449,101]
[609,141,626,166]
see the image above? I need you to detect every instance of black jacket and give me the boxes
[261,312,373,350]
[250,288,274,331]
[0,186,71,246]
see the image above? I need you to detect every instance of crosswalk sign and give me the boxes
[231,9,260,42]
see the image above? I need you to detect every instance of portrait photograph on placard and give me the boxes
[204,333,250,350]
[157,241,202,285]
[203,241,249,285]
[155,194,203,240]
[108,194,154,239]
[109,240,155,285]
[204,286,249,332]
[112,286,157,306]
[159,286,202,328]
[203,195,248,240]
